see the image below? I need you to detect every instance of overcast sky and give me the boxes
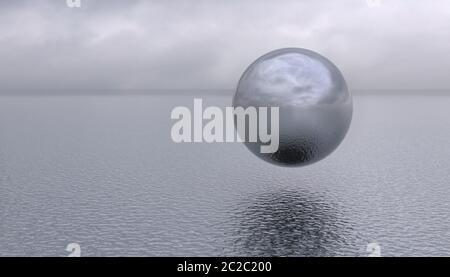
[1,0,450,93]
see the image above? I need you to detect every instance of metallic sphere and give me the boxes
[233,48,352,167]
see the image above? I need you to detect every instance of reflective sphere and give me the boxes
[233,48,352,167]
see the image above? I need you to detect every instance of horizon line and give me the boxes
[0,88,450,96]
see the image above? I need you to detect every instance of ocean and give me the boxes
[0,94,449,256]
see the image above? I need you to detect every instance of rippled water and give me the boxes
[0,94,450,256]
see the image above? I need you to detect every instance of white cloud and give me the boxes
[0,0,449,92]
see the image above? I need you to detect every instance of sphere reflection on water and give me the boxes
[233,48,352,167]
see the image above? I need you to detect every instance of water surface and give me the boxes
[0,94,449,256]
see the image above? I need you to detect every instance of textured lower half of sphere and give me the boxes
[243,105,352,167]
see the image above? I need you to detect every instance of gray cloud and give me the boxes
[1,0,450,93]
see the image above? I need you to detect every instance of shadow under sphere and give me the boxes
[232,189,350,257]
